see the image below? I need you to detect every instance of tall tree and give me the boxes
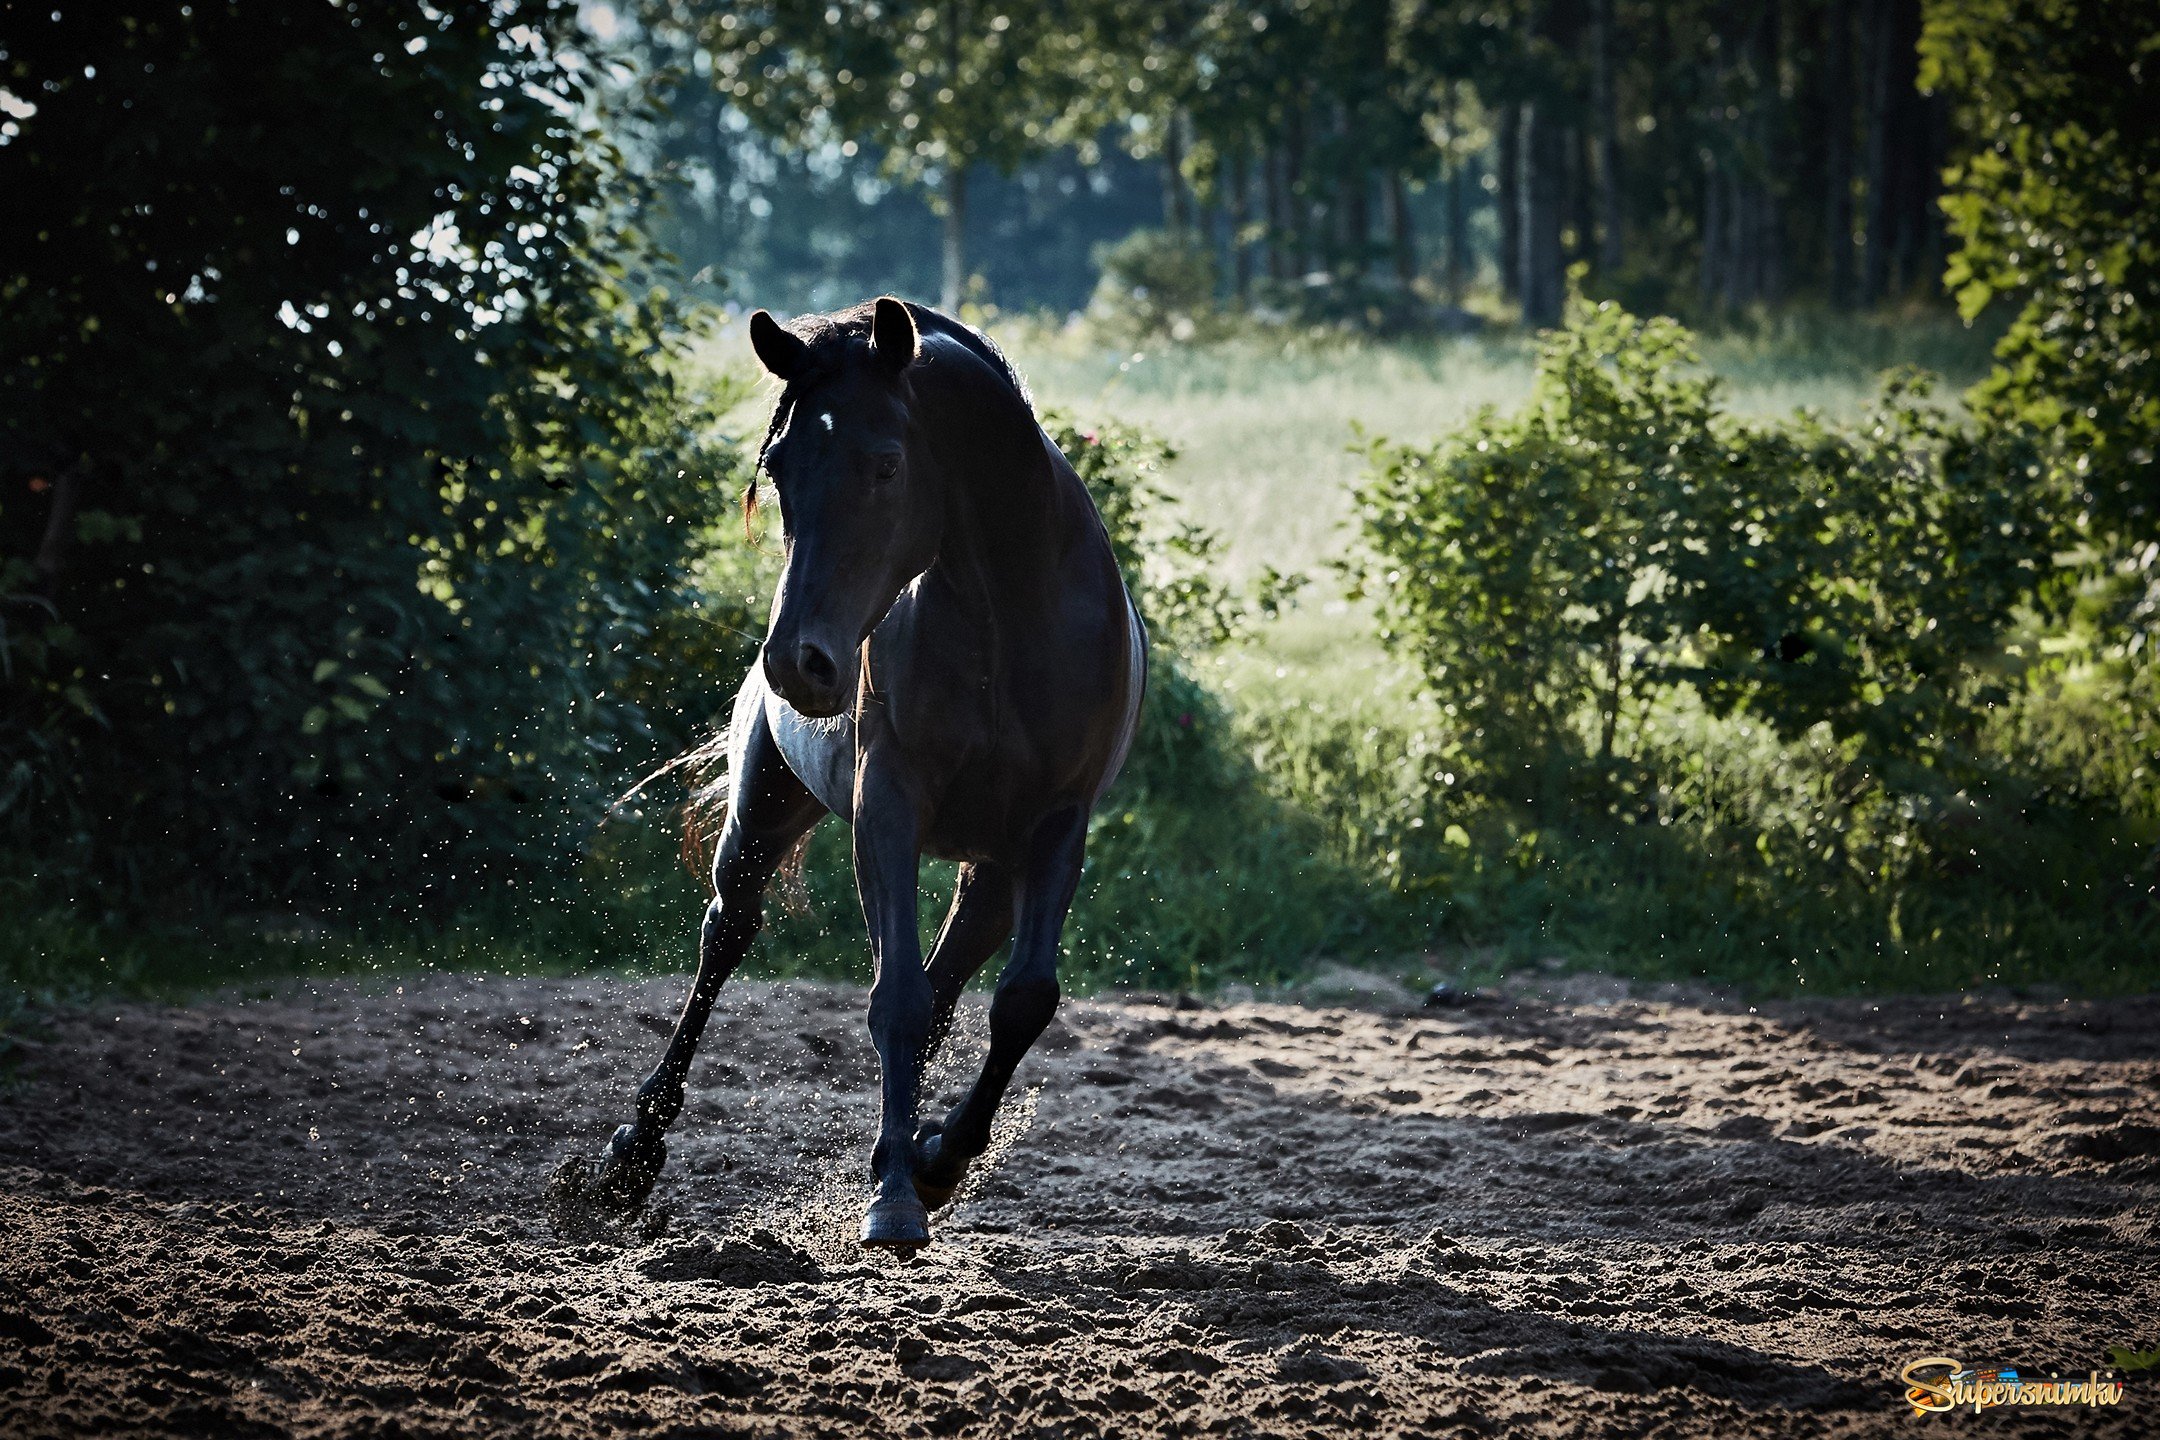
[1822,0,1858,305]
[1511,0,1575,327]
[1590,0,1622,271]
[1925,0,2160,585]
[1862,0,1927,302]
[1226,147,1255,299]
[0,0,732,900]
[1519,98,1567,326]
[1496,103,1523,301]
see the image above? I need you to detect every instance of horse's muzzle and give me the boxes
[763,638,851,718]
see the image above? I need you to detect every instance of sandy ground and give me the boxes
[1,969,2155,1438]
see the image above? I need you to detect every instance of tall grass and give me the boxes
[1240,684,2156,998]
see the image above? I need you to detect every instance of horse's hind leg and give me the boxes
[579,706,824,1214]
[920,862,1015,1073]
[916,808,1085,1207]
[908,862,1014,1209]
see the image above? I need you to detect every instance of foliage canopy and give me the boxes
[0,1,742,907]
[1924,0,2160,586]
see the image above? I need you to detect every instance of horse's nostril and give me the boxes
[797,641,839,689]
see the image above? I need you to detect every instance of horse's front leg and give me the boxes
[916,806,1085,1208]
[572,704,823,1215]
[854,764,934,1249]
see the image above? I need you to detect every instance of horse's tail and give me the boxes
[611,726,735,875]
[619,724,813,911]
[674,727,733,877]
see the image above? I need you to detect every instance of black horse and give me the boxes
[573,297,1146,1249]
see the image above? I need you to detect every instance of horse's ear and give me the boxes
[869,295,919,372]
[749,309,809,381]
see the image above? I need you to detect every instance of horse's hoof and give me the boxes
[912,1133,971,1211]
[590,1123,666,1212]
[860,1192,932,1251]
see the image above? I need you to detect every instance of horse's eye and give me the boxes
[875,455,900,482]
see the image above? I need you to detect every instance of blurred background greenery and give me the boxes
[2,0,2154,1013]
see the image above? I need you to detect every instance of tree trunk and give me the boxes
[1162,111,1190,232]
[1746,0,1783,307]
[1591,0,1622,272]
[1386,171,1416,290]
[1497,104,1522,302]
[1446,153,1471,306]
[1285,105,1311,274]
[1700,155,1724,311]
[940,163,968,311]
[1861,0,1924,304]
[1892,0,1928,293]
[1199,195,1222,295]
[1518,100,1565,328]
[938,0,967,310]
[1265,144,1291,282]
[1567,124,1594,264]
[1342,165,1370,278]
[1824,0,1855,305]
[1917,86,1949,291]
[1329,97,1368,278]
[1228,146,1253,301]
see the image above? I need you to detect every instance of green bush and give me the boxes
[1352,294,2050,804]
[0,2,753,911]
[1924,2,2160,590]
[1330,292,2154,987]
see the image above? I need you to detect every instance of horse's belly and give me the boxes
[1095,593,1147,804]
[763,687,856,822]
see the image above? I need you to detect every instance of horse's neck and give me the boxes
[919,375,1102,633]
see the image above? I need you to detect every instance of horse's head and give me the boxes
[748,296,936,718]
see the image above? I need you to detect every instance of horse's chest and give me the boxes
[914,649,1142,860]
[764,692,858,821]
[770,591,1141,863]
[763,673,1063,847]
[917,744,1056,860]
